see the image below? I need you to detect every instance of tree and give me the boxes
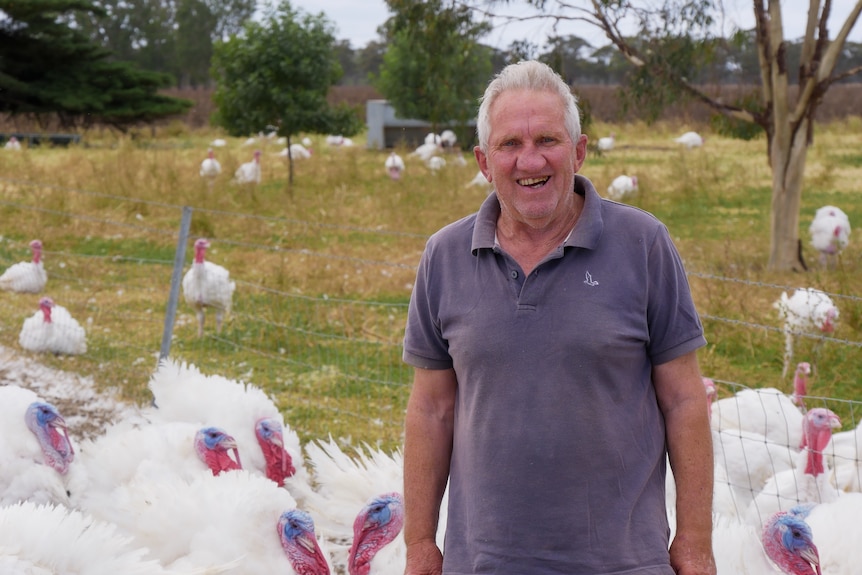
[374,0,493,139]
[0,0,192,130]
[483,0,862,272]
[64,0,256,86]
[210,0,363,187]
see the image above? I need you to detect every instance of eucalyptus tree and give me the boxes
[375,0,493,141]
[484,0,862,271]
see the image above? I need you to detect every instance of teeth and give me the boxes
[518,177,549,186]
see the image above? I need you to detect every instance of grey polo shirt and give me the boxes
[403,174,706,575]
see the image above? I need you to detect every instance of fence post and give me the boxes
[159,206,193,361]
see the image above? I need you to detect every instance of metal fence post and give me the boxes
[159,206,193,361]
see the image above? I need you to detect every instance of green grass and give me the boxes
[1,120,861,448]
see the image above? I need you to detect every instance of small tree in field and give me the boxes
[375,0,492,140]
[485,0,862,271]
[211,0,363,188]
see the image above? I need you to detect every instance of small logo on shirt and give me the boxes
[584,271,599,286]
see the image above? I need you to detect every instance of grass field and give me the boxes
[0,117,860,450]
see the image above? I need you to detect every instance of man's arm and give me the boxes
[403,367,457,575]
[653,350,716,575]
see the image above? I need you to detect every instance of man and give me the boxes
[402,60,715,575]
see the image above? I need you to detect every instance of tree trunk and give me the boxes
[768,117,810,271]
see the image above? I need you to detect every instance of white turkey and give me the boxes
[182,238,235,337]
[19,296,87,355]
[68,419,242,521]
[761,508,822,575]
[0,385,75,506]
[745,407,842,528]
[200,148,222,179]
[76,468,330,574]
[597,133,615,151]
[410,140,443,163]
[786,496,862,574]
[326,134,354,147]
[234,150,262,184]
[674,131,704,148]
[300,436,446,570]
[427,156,446,172]
[606,175,638,201]
[345,492,405,575]
[146,358,310,497]
[707,513,796,575]
[708,402,800,517]
[808,205,851,268]
[384,151,405,180]
[466,169,492,189]
[279,143,312,159]
[774,288,838,377]
[825,415,862,493]
[301,438,404,541]
[0,238,47,293]
[4,136,21,150]
[0,501,222,575]
[710,363,809,452]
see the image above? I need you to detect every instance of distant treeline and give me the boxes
[158,83,862,130]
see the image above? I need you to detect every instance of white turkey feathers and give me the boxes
[809,205,851,267]
[0,239,47,293]
[606,175,638,201]
[825,416,862,492]
[200,148,222,179]
[674,131,704,148]
[302,437,404,540]
[233,150,261,184]
[744,407,842,528]
[146,358,309,495]
[19,297,87,355]
[68,419,242,520]
[279,143,312,159]
[4,136,21,150]
[597,133,615,151]
[0,501,198,575]
[0,385,76,506]
[80,469,325,574]
[775,287,838,376]
[384,151,405,180]
[182,238,235,337]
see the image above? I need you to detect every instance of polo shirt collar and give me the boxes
[470,174,604,255]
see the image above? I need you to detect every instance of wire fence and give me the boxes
[0,176,860,460]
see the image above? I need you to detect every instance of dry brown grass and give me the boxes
[0,117,860,447]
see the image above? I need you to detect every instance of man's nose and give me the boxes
[516,144,547,170]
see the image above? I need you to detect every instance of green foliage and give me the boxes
[0,0,192,129]
[375,0,492,133]
[62,0,256,87]
[622,33,718,123]
[709,90,764,141]
[211,1,363,140]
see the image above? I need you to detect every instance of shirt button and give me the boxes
[510,270,519,279]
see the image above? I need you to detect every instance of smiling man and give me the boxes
[402,60,715,575]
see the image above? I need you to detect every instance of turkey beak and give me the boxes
[295,530,319,555]
[799,542,821,574]
[51,415,75,455]
[221,436,241,468]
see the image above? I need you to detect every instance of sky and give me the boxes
[287,0,862,51]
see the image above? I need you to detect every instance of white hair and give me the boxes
[476,60,581,152]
